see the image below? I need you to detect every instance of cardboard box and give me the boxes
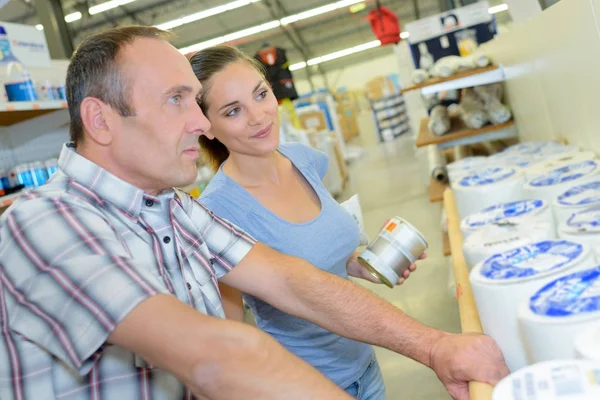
[298,110,328,132]
[365,76,398,101]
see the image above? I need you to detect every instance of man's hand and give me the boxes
[429,333,510,400]
[347,252,427,285]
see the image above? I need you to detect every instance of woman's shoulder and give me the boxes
[279,142,329,179]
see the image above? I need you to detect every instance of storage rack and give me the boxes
[370,92,410,142]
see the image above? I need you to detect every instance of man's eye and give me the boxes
[169,95,182,105]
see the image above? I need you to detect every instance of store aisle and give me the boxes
[342,135,461,400]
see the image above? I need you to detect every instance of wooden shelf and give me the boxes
[401,65,501,94]
[442,230,451,257]
[0,101,68,127]
[444,188,493,400]
[429,177,449,203]
[416,116,516,148]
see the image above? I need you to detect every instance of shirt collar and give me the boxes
[58,143,174,218]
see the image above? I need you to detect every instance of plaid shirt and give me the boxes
[0,143,256,400]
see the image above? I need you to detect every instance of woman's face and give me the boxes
[204,61,280,157]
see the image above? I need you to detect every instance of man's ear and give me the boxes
[80,97,115,146]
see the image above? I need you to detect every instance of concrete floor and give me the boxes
[340,134,461,400]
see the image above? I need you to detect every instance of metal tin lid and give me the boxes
[463,200,546,229]
[528,266,600,317]
[558,181,600,207]
[529,160,598,187]
[459,167,517,187]
[480,240,583,281]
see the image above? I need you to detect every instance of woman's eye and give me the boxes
[226,107,240,117]
[257,90,268,100]
[169,94,182,105]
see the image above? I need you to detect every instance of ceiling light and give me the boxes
[289,40,381,71]
[35,24,44,31]
[400,31,409,39]
[156,0,261,31]
[179,0,364,54]
[89,0,136,15]
[349,2,366,13]
[488,4,508,14]
[64,12,82,23]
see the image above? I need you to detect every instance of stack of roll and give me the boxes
[524,150,597,181]
[470,240,595,371]
[454,167,525,220]
[524,160,600,203]
[518,266,600,363]
[554,181,600,225]
[493,360,600,399]
[446,156,489,185]
[558,205,600,253]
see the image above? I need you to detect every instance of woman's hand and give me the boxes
[346,252,427,285]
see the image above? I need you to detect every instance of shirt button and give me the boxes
[145,199,154,207]
[163,236,171,244]
[186,282,192,290]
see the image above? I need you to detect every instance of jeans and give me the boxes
[344,358,386,400]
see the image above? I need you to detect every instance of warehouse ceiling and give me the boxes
[2,0,512,81]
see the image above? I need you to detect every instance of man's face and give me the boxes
[109,38,210,194]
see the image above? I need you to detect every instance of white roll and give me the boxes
[463,219,556,271]
[492,360,600,400]
[524,160,600,204]
[554,181,600,226]
[454,167,526,221]
[559,205,600,250]
[461,199,554,238]
[447,156,491,185]
[525,151,597,181]
[575,325,600,361]
[470,240,595,371]
[519,266,600,364]
[503,141,579,157]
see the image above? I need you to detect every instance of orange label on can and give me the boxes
[385,221,397,232]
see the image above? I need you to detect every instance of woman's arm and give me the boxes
[218,282,246,322]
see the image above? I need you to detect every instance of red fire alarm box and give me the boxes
[367,5,401,45]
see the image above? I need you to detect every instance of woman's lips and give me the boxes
[252,123,273,139]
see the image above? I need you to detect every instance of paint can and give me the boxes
[358,217,427,288]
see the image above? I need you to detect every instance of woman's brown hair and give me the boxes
[189,45,267,172]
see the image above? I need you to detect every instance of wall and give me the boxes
[477,0,600,153]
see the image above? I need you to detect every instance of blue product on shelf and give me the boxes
[29,162,49,186]
[0,26,19,63]
[13,164,34,188]
[56,85,66,100]
[4,62,37,102]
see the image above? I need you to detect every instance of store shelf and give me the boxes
[0,101,68,127]
[429,177,449,203]
[416,116,517,149]
[442,230,451,257]
[401,65,504,95]
[444,188,493,400]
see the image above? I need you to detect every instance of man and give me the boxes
[0,26,508,400]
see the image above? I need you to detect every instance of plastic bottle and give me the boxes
[0,26,19,63]
[4,62,38,102]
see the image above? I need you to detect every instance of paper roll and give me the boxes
[554,181,600,226]
[470,240,594,371]
[525,151,597,181]
[524,160,600,204]
[461,199,554,238]
[427,145,447,182]
[575,325,600,361]
[558,205,600,250]
[492,360,600,400]
[463,219,556,271]
[518,266,600,364]
[454,167,526,221]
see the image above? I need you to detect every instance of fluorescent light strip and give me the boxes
[89,0,136,15]
[64,12,82,23]
[179,0,364,54]
[489,4,508,14]
[35,24,44,31]
[400,31,409,39]
[156,0,261,30]
[289,40,381,71]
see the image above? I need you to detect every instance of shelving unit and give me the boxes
[401,65,505,95]
[429,177,448,203]
[370,93,411,142]
[1,101,68,127]
[416,116,517,150]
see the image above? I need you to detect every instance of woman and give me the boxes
[189,46,418,400]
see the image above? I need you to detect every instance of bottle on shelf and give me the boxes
[4,62,38,102]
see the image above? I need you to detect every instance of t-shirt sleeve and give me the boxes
[1,198,170,376]
[301,144,329,180]
[191,196,256,279]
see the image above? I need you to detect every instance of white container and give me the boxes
[525,160,600,204]
[575,325,600,361]
[446,156,490,185]
[461,199,554,238]
[503,141,579,157]
[519,266,600,364]
[463,219,556,271]
[559,205,600,250]
[525,151,597,181]
[554,181,600,226]
[492,360,600,400]
[470,240,595,371]
[454,167,526,221]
